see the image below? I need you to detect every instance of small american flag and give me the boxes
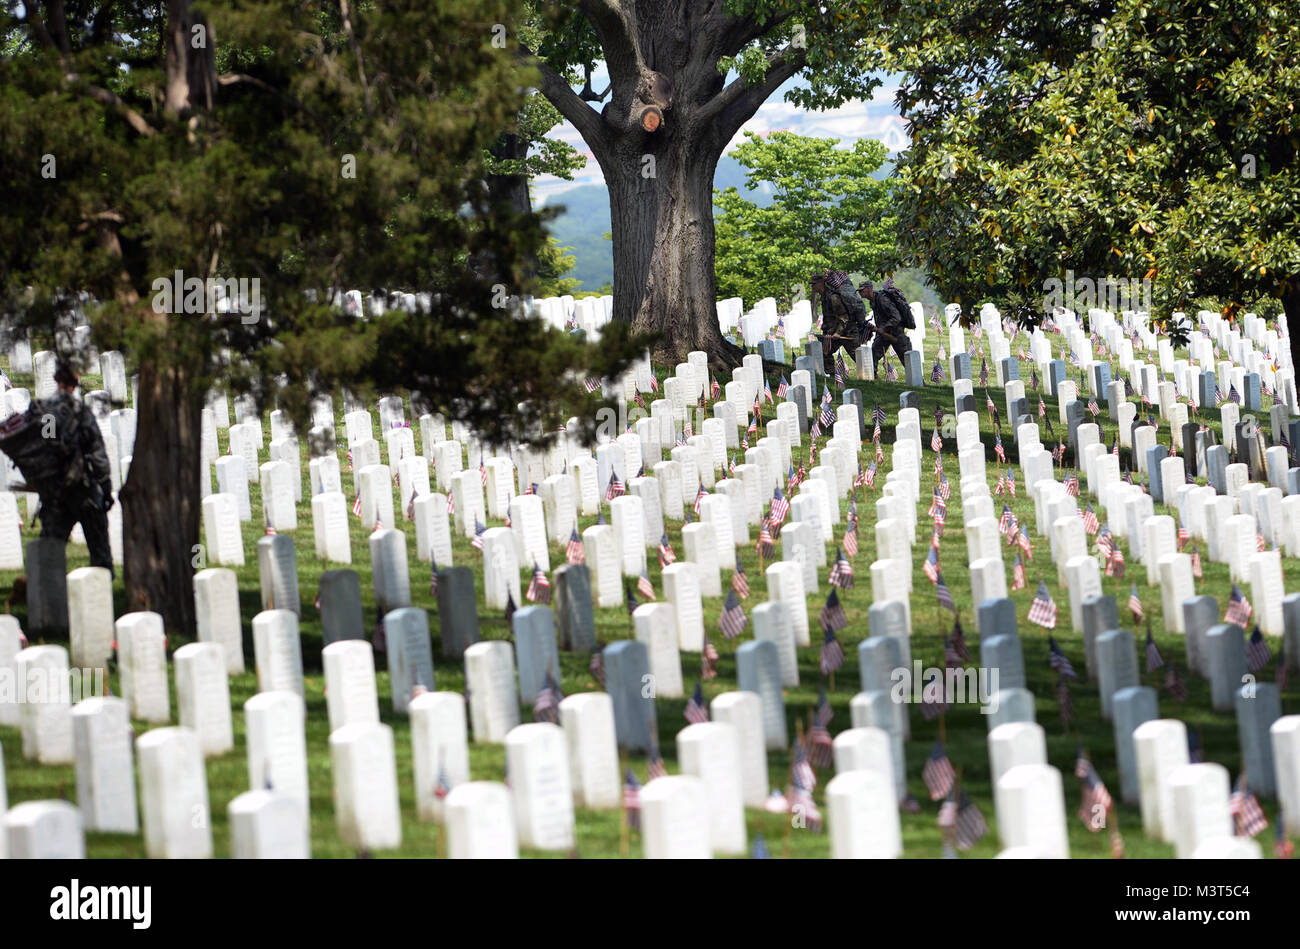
[1164,663,1188,701]
[446,492,455,515]
[819,588,848,632]
[935,570,955,612]
[719,589,747,639]
[1011,552,1026,590]
[842,516,858,557]
[1075,753,1113,830]
[605,472,625,501]
[731,556,750,598]
[352,493,363,516]
[931,427,942,453]
[792,741,817,793]
[1230,776,1268,837]
[1225,583,1253,627]
[1057,672,1074,727]
[480,454,488,486]
[712,375,722,400]
[828,547,854,590]
[264,512,276,535]
[884,360,898,382]
[657,531,676,566]
[1128,583,1143,622]
[807,716,835,776]
[1144,622,1163,672]
[429,557,439,597]
[923,546,940,584]
[566,525,586,564]
[684,682,709,724]
[979,358,989,385]
[923,742,956,800]
[1027,580,1057,628]
[525,562,551,604]
[434,761,452,800]
[692,480,707,514]
[776,375,789,399]
[1088,397,1100,416]
[1246,625,1272,673]
[623,770,642,830]
[1048,636,1078,678]
[470,517,486,550]
[820,624,845,675]
[1081,503,1099,535]
[637,569,655,601]
[950,618,971,662]
[954,791,987,850]
[1176,519,1190,548]
[1039,396,1047,418]
[769,487,789,525]
[504,590,517,626]
[533,669,562,724]
[994,430,1006,462]
[701,635,719,681]
[756,518,775,557]
[1064,469,1079,496]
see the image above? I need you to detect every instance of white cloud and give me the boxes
[534,72,908,200]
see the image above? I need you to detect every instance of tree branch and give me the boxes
[699,44,806,135]
[43,0,74,54]
[523,48,609,153]
[74,77,159,137]
[577,0,643,90]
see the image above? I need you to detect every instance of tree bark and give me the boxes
[605,125,740,369]
[1284,280,1300,381]
[532,5,805,371]
[120,354,203,632]
[487,133,533,218]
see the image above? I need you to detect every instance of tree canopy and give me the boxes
[714,130,894,306]
[880,0,1300,334]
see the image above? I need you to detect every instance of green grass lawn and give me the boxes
[1,332,1294,858]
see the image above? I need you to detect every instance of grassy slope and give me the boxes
[0,329,1292,859]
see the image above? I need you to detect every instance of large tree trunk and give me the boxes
[606,127,739,368]
[487,133,533,219]
[531,3,805,371]
[120,357,203,632]
[1284,280,1300,380]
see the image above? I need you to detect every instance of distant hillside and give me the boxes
[543,152,896,291]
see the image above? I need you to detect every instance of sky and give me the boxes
[534,69,908,206]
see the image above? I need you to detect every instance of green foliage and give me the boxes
[714,131,895,307]
[0,0,643,446]
[483,95,585,184]
[879,0,1300,321]
[533,237,581,298]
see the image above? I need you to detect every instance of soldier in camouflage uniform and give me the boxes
[38,363,115,575]
[811,270,867,374]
